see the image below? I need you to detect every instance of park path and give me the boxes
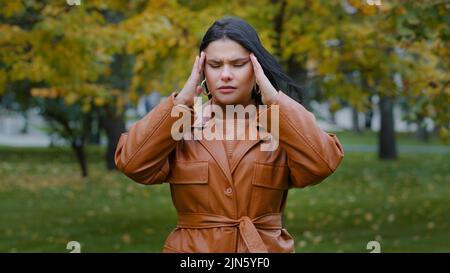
[343,144,450,154]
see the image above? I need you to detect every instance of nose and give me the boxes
[220,65,233,82]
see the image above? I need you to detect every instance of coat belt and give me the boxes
[176,212,282,253]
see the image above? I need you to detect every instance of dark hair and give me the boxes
[199,16,303,104]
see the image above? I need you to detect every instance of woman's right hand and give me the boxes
[174,51,206,107]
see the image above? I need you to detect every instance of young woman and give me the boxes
[115,16,344,253]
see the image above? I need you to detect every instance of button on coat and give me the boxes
[115,90,344,253]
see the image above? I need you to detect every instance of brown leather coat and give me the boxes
[115,90,344,253]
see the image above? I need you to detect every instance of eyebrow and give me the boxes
[207,57,249,63]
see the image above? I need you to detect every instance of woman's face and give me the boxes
[203,38,255,107]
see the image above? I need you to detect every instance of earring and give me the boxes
[201,79,210,96]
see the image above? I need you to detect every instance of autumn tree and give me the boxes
[0,0,130,176]
[269,0,449,159]
[1,0,447,177]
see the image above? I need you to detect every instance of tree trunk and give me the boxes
[378,96,397,160]
[42,109,90,177]
[330,108,337,125]
[21,110,29,134]
[416,118,430,142]
[271,0,287,61]
[365,109,373,130]
[352,107,361,133]
[102,107,126,170]
[90,112,101,145]
[364,96,374,130]
[72,138,88,177]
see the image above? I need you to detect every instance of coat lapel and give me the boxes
[229,111,272,174]
[197,139,234,185]
[229,139,261,174]
[192,100,234,185]
[191,98,272,185]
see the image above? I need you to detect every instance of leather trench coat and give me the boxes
[115,90,344,253]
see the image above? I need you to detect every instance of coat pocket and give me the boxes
[168,161,209,211]
[251,162,289,212]
[252,162,289,190]
[169,161,209,184]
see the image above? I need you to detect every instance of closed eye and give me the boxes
[207,61,248,68]
[208,62,221,68]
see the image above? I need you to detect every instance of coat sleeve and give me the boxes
[114,92,192,185]
[260,90,344,188]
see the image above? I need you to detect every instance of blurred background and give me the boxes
[0,0,449,252]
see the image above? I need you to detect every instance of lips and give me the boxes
[218,86,237,93]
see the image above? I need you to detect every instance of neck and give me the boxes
[211,97,256,120]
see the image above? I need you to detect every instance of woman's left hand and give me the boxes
[250,53,279,105]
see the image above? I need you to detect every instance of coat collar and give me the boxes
[188,98,273,186]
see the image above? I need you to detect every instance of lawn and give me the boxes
[0,134,449,252]
[335,130,447,146]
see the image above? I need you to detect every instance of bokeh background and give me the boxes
[0,0,449,252]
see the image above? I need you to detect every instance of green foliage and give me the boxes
[0,0,448,137]
[0,145,449,252]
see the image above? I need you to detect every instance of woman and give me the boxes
[115,16,344,253]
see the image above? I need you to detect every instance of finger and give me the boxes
[191,55,199,77]
[195,85,203,96]
[250,53,262,72]
[250,53,263,76]
[198,51,206,74]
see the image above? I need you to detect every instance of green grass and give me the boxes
[336,131,448,146]
[0,136,449,252]
[285,152,450,252]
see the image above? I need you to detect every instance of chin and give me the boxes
[212,93,240,105]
